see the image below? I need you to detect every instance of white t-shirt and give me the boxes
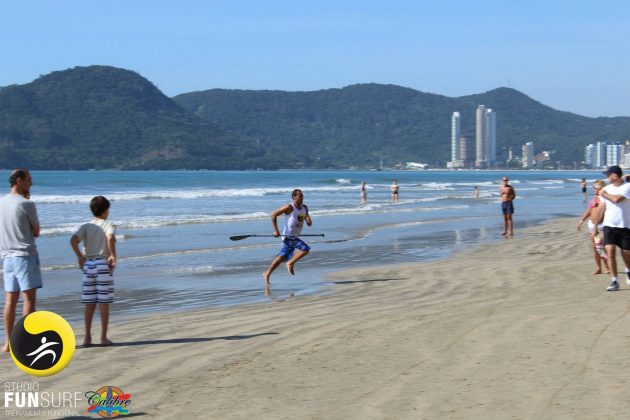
[601,182,630,228]
[74,219,116,259]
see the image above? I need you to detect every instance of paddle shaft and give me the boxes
[230,234,325,241]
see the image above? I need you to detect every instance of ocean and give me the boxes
[0,170,597,330]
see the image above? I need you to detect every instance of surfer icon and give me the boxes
[26,336,60,367]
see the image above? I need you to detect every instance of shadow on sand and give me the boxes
[326,277,404,285]
[76,332,279,349]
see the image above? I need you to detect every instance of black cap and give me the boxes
[603,165,623,177]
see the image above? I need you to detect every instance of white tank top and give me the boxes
[283,204,307,238]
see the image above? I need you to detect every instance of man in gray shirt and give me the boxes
[1,169,41,352]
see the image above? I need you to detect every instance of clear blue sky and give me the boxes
[1,0,628,117]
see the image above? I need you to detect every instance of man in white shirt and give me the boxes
[597,166,630,291]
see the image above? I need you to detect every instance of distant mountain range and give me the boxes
[0,65,628,169]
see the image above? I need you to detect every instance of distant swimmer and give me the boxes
[474,186,480,199]
[263,189,313,286]
[391,180,399,202]
[360,182,367,206]
[500,176,516,238]
[581,178,588,202]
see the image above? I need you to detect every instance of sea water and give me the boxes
[0,170,596,327]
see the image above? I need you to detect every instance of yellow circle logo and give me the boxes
[9,311,75,377]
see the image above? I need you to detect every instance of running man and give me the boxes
[263,189,312,285]
[500,176,516,237]
[1,169,42,352]
[594,166,630,291]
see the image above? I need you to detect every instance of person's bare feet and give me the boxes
[592,269,602,275]
[262,272,271,286]
[100,337,113,346]
[2,343,9,353]
[286,262,295,275]
[82,335,92,347]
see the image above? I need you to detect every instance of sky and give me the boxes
[0,0,628,117]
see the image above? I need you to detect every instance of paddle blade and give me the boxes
[229,235,250,241]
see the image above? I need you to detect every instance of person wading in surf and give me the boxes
[500,176,516,238]
[263,189,312,286]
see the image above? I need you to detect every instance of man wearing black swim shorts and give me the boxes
[500,176,516,238]
[595,166,630,291]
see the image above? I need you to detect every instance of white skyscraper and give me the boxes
[475,105,487,168]
[474,105,497,168]
[451,112,461,163]
[607,143,623,166]
[522,142,534,169]
[584,144,595,168]
[594,141,607,168]
[485,109,496,167]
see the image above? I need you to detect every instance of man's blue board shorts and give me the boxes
[3,255,43,292]
[278,237,311,260]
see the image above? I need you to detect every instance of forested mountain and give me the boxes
[0,66,270,169]
[175,84,630,167]
[1,65,628,169]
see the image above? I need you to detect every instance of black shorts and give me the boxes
[582,187,587,193]
[603,226,630,250]
[501,201,514,215]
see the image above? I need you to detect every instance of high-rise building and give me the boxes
[459,135,474,167]
[522,142,534,169]
[584,144,595,168]
[475,105,487,168]
[594,141,607,168]
[474,105,497,168]
[485,109,496,167]
[450,112,461,163]
[607,142,623,166]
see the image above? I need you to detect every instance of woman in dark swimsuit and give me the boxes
[581,178,587,202]
[391,180,399,202]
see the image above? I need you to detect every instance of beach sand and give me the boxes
[3,217,630,419]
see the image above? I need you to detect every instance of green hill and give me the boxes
[2,65,629,169]
[0,66,271,169]
[175,84,630,168]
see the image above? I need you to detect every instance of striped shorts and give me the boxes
[81,258,114,304]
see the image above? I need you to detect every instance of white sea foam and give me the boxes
[33,186,362,204]
[526,180,565,185]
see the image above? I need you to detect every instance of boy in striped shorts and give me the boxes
[70,196,117,346]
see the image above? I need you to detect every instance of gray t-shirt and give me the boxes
[0,194,39,258]
[74,219,115,259]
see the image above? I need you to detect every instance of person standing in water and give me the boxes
[474,186,480,198]
[391,180,399,202]
[581,178,588,202]
[360,182,367,206]
[263,189,312,285]
[500,176,516,238]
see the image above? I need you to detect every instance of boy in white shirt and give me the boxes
[70,196,116,345]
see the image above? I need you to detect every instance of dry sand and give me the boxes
[3,217,630,419]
